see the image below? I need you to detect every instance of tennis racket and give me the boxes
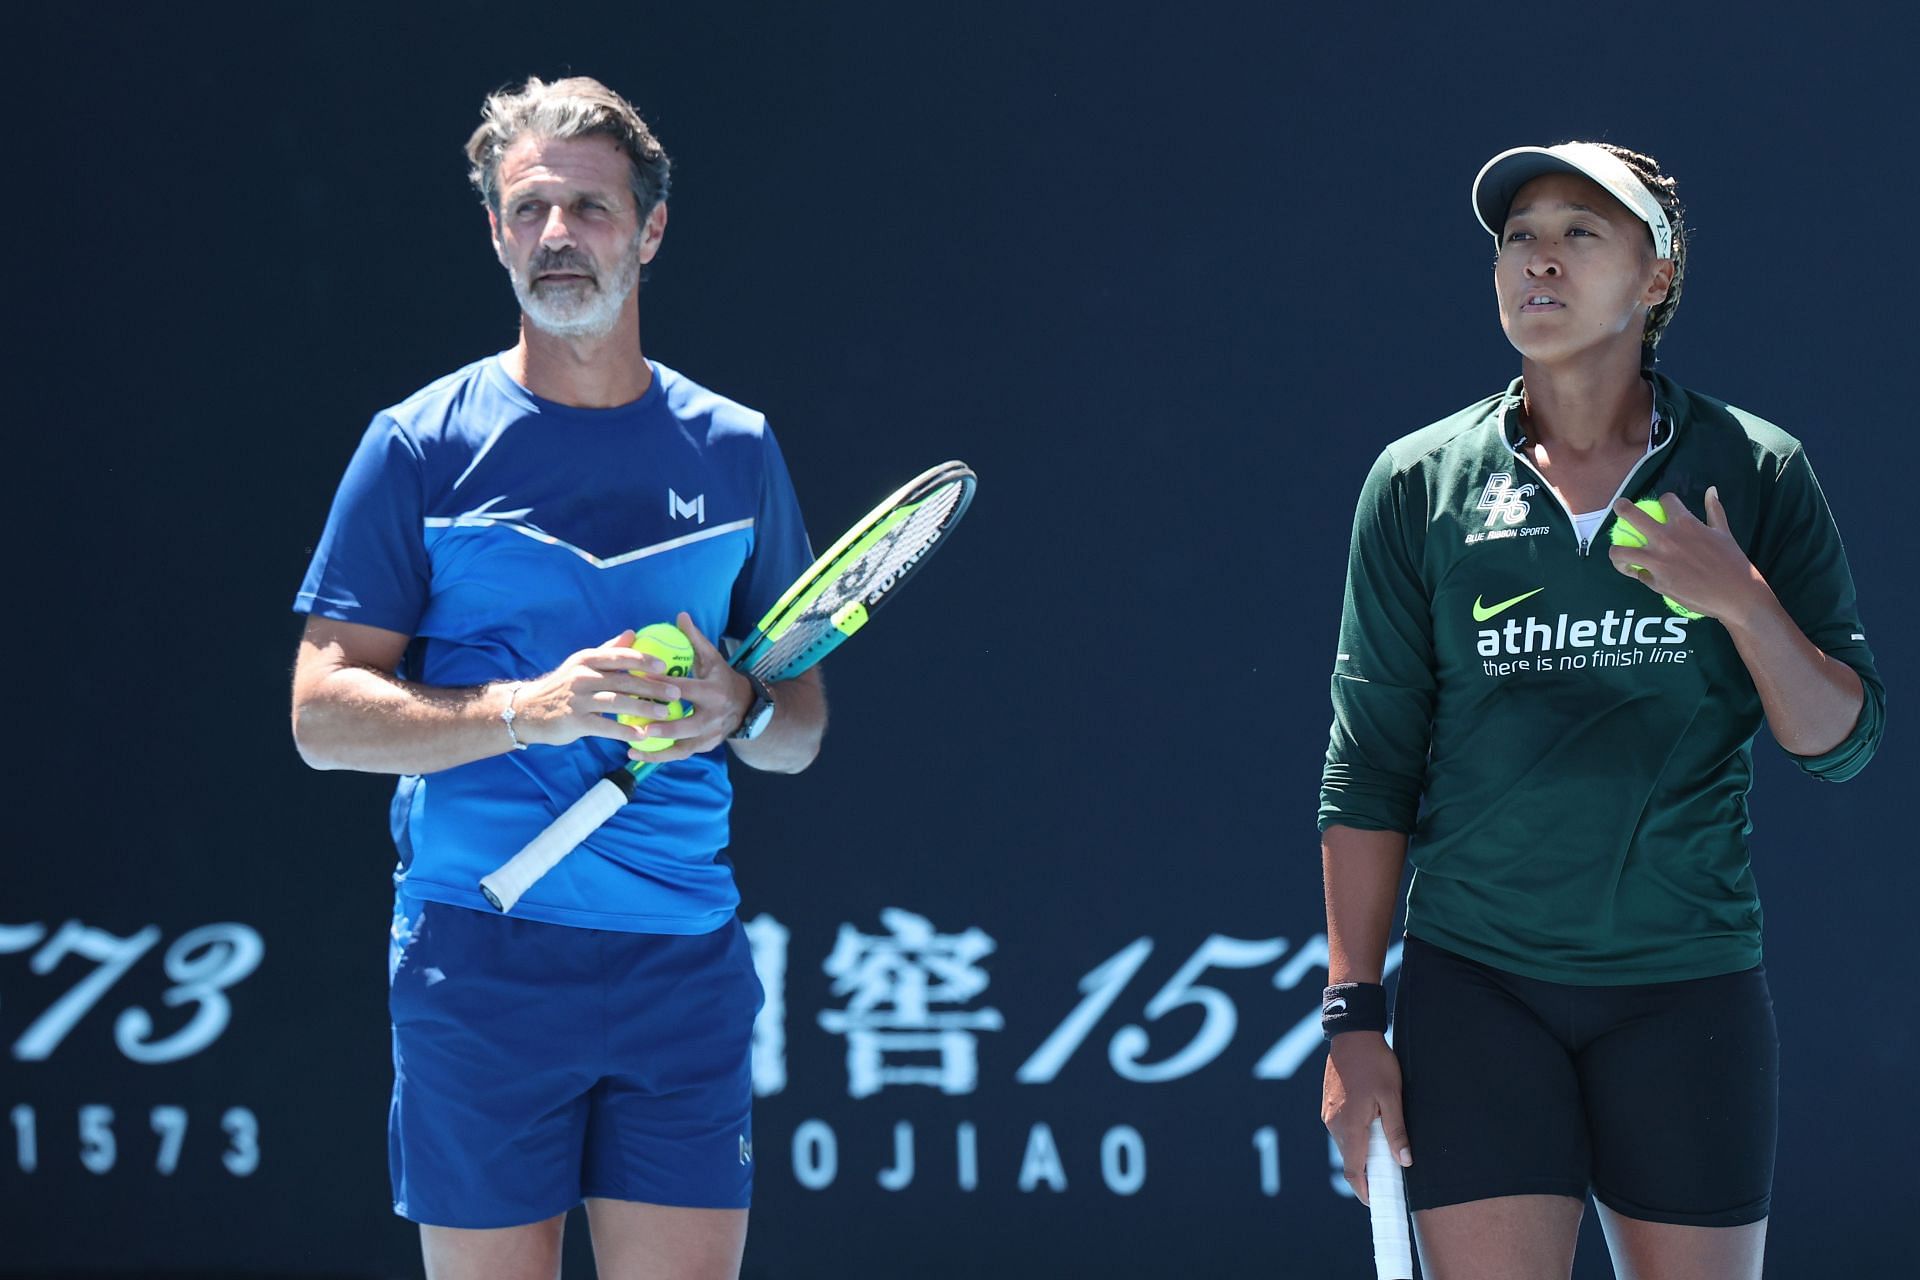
[479,460,977,912]
[1367,1116,1414,1279]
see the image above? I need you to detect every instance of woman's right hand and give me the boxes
[1322,1030,1412,1205]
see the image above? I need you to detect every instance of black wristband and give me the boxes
[1321,982,1389,1038]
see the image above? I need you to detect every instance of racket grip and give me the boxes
[1367,1116,1413,1280]
[479,777,630,913]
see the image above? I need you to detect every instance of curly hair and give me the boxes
[464,76,671,220]
[1595,143,1687,356]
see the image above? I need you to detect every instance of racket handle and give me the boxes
[479,776,630,912]
[1367,1116,1413,1280]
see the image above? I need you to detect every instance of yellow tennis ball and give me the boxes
[618,622,695,751]
[1609,499,1703,620]
[1609,497,1667,558]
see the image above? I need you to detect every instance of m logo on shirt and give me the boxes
[1477,473,1537,527]
[669,488,707,525]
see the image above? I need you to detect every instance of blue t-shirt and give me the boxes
[295,355,813,933]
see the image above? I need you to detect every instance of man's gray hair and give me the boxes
[465,76,671,217]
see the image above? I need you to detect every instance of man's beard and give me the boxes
[508,233,644,340]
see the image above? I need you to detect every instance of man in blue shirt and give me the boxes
[291,75,825,1279]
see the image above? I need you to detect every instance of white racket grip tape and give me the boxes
[1367,1116,1413,1280]
[479,779,629,913]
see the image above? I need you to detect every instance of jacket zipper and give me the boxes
[1504,418,1669,556]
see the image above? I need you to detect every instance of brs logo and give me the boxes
[1477,473,1537,527]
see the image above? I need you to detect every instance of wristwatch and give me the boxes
[730,671,776,740]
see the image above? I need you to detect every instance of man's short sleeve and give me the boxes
[725,423,814,643]
[292,415,431,636]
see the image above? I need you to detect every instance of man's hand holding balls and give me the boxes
[618,622,696,752]
[616,613,757,763]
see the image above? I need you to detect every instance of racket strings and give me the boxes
[748,480,967,680]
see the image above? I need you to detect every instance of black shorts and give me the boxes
[1393,934,1777,1227]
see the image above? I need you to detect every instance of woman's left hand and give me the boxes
[1607,487,1767,625]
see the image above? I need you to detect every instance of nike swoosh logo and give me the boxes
[1472,588,1545,622]
[1324,998,1348,1015]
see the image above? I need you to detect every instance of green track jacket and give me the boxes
[1319,373,1884,984]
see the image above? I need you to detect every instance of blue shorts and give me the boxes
[387,898,761,1228]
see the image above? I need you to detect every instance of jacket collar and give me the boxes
[1496,371,1686,452]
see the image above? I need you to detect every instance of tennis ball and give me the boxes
[618,622,695,751]
[1609,499,1704,620]
[1609,498,1667,558]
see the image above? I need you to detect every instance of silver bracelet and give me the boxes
[500,683,528,751]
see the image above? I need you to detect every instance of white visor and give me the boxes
[1472,142,1673,259]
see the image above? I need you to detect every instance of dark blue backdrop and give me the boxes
[7,4,1913,1276]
